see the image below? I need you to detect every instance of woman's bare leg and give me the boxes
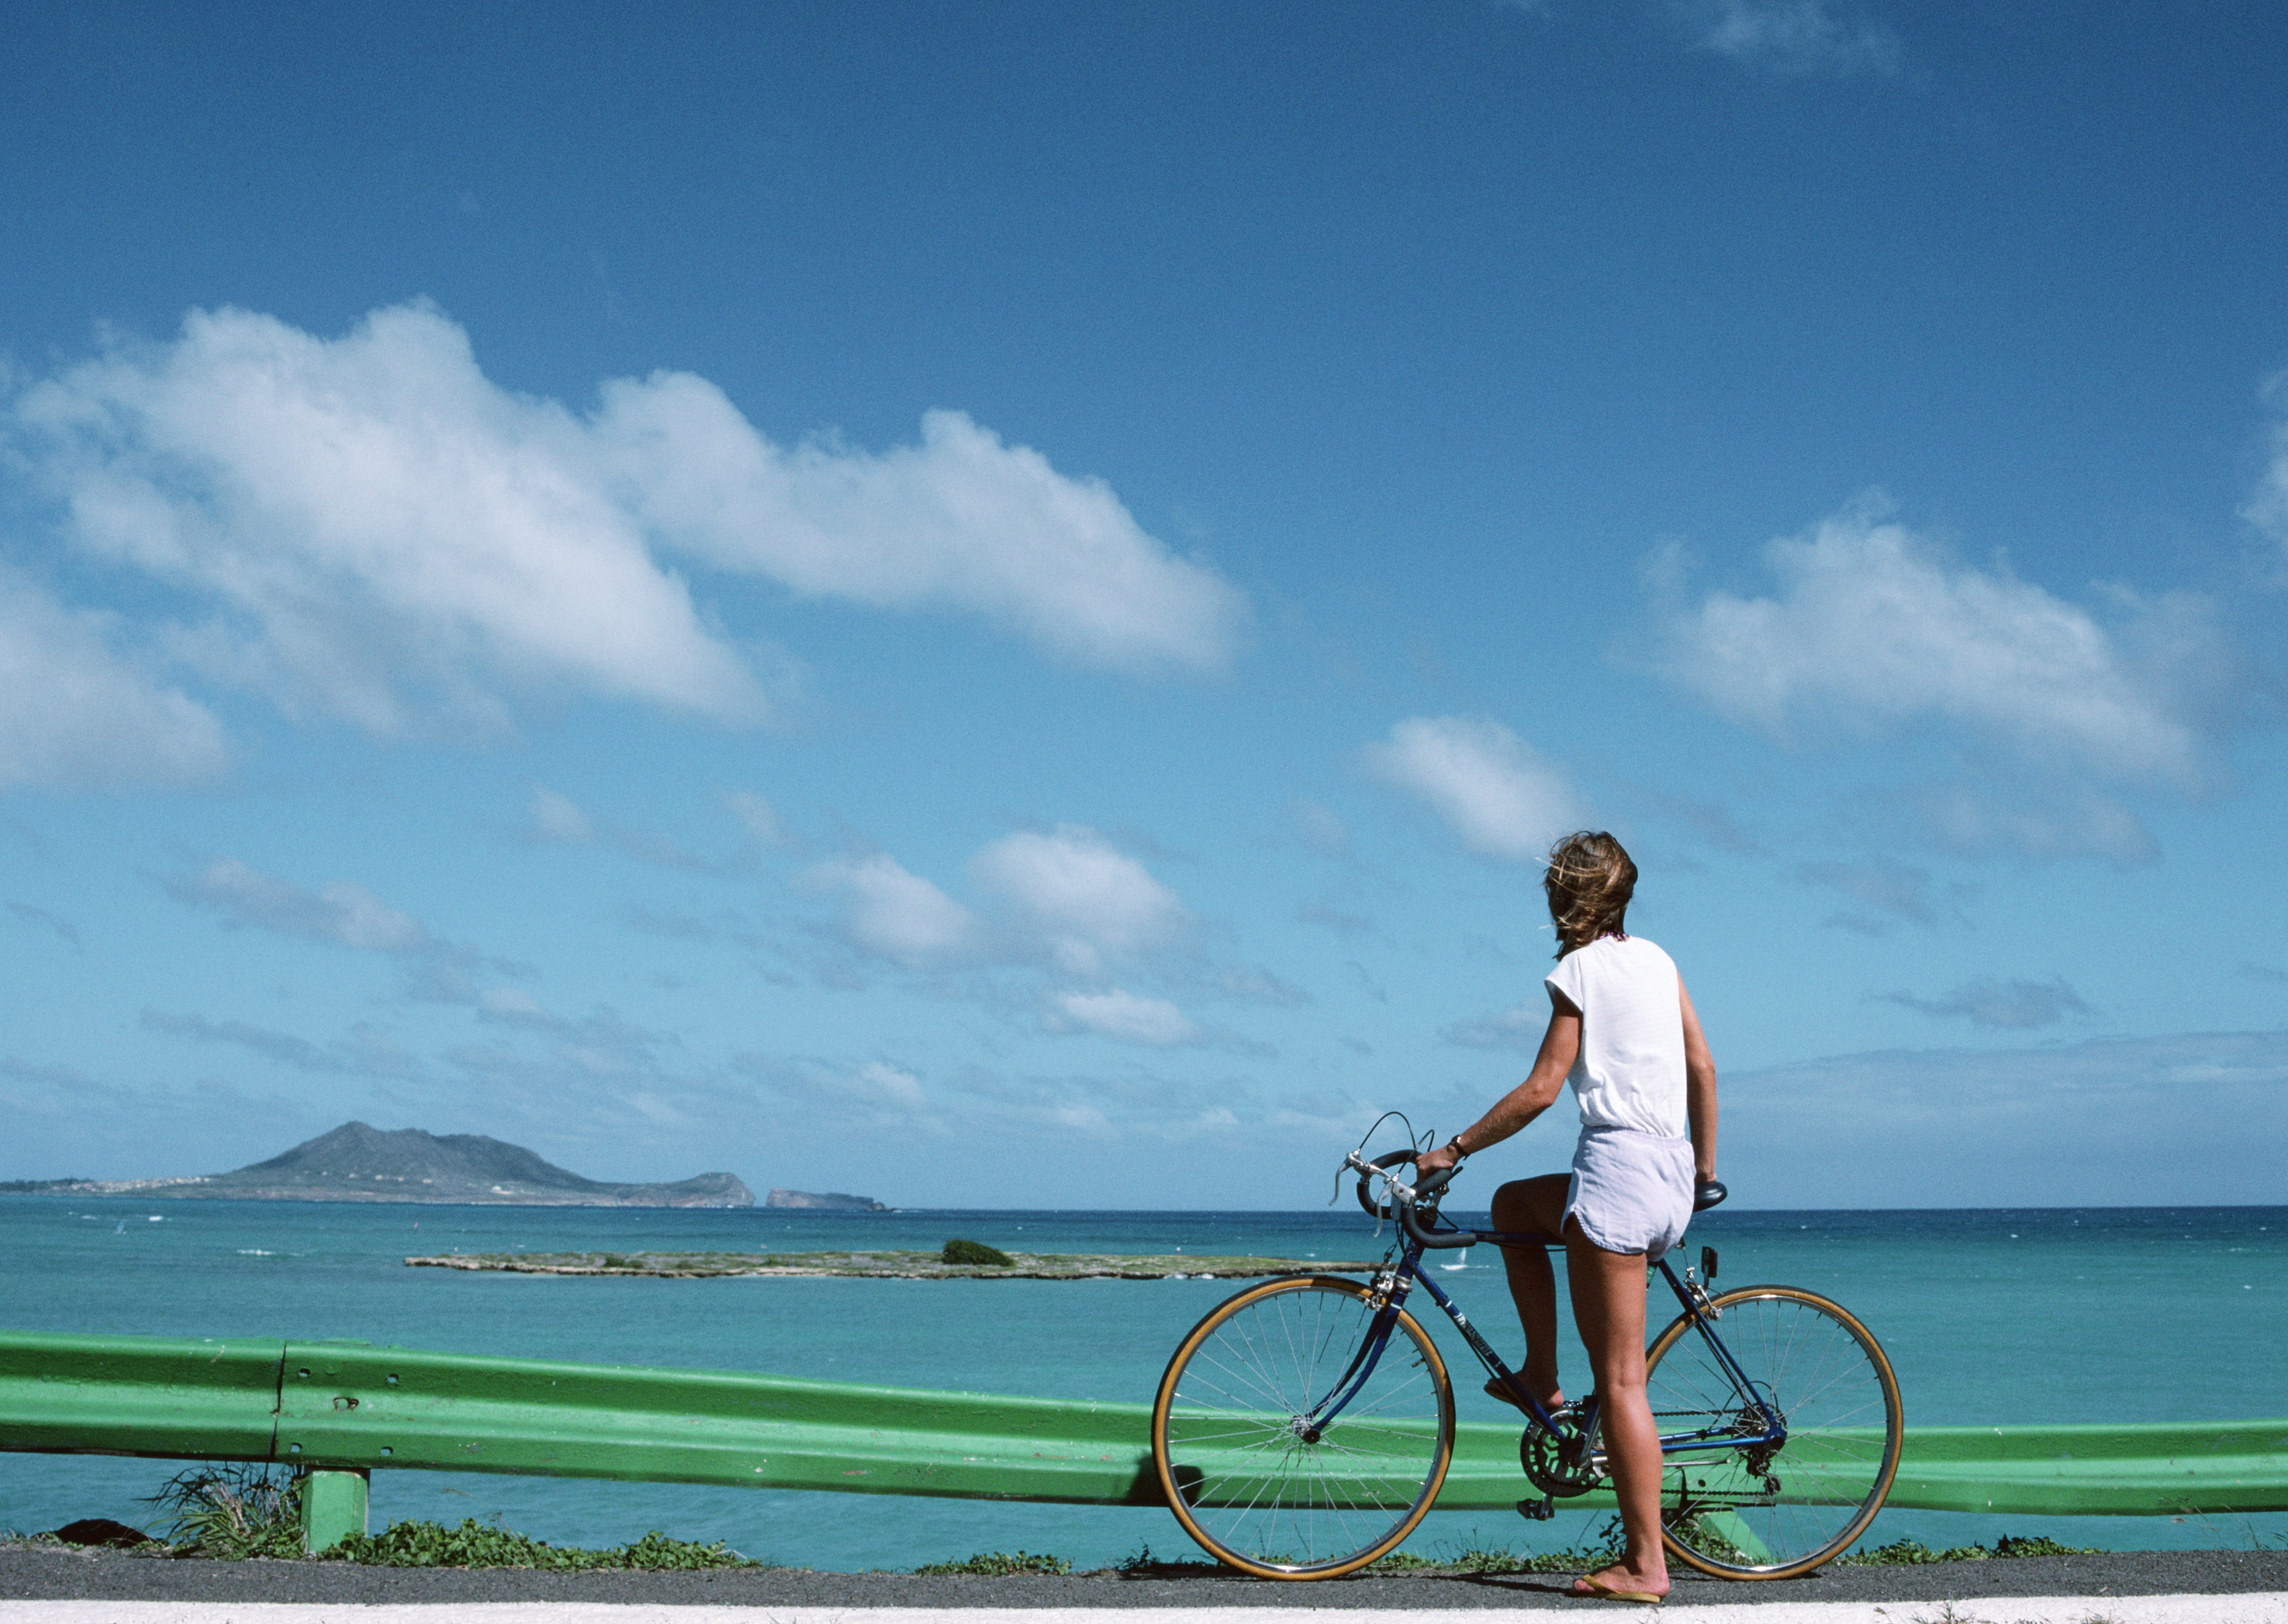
[1488,1174,1573,1408]
[1565,1218,1669,1599]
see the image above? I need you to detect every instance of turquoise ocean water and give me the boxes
[2,1195,2282,1568]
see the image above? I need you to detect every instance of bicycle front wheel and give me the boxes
[1646,1284,1902,1580]
[1151,1275,1454,1578]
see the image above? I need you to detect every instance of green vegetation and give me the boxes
[941,1238,1015,1267]
[325,1519,756,1570]
[148,1465,306,1559]
[913,1549,1071,1575]
[1843,1534,2102,1565]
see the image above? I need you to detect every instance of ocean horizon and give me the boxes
[3,1195,2282,1569]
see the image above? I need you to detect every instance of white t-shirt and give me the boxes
[1543,934,1688,1139]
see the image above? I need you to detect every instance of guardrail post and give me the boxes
[299,1468,368,1553]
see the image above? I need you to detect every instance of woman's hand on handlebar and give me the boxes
[1413,1142,1460,1182]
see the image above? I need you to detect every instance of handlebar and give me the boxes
[1346,1149,1474,1249]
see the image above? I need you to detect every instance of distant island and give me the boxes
[5,1121,755,1208]
[766,1188,889,1211]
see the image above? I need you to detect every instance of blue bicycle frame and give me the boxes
[1314,1183,1785,1474]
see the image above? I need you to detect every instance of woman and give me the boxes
[1412,831,1718,1605]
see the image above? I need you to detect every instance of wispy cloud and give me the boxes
[1045,988,1200,1047]
[1668,0,1899,76]
[2243,370,2288,561]
[1657,502,2228,787]
[168,857,429,952]
[722,790,794,848]
[1654,500,2242,869]
[1442,998,1549,1051]
[1287,799,1352,859]
[1723,1028,2288,1205]
[7,900,81,946]
[520,784,721,871]
[140,1010,424,1077]
[1799,859,1962,930]
[1362,715,1585,862]
[1875,976,2092,1030]
[1913,780,2159,867]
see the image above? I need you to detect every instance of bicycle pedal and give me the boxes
[1516,1494,1556,1522]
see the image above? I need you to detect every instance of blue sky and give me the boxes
[3,0,2284,1208]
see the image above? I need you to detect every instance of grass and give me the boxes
[325,1519,757,1570]
[1842,1534,2103,1565]
[912,1550,1071,1575]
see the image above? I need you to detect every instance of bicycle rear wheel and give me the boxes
[1645,1284,1902,1579]
[1151,1275,1454,1578]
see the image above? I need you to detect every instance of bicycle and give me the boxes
[1149,1142,1902,1581]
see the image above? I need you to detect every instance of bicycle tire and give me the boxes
[1645,1284,1903,1579]
[1151,1274,1455,1579]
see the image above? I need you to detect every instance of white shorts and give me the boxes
[1565,1125,1695,1257]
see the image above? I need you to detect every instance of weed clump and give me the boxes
[914,1550,1070,1575]
[148,1465,305,1559]
[941,1239,1014,1267]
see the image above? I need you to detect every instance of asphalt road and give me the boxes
[3,1546,2286,1610]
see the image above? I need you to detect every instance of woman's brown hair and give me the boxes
[1544,831,1637,959]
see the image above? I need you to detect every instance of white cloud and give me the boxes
[2245,377,2288,556]
[0,567,229,788]
[1047,989,1199,1046]
[852,1060,928,1109]
[1657,503,2223,788]
[803,853,976,967]
[14,303,769,738]
[527,785,596,845]
[5,302,1246,754]
[1361,716,1585,862]
[603,380,1248,674]
[723,790,791,848]
[169,856,428,952]
[1670,0,1899,75]
[969,824,1187,975]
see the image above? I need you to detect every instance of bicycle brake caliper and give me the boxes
[1682,1260,1719,1321]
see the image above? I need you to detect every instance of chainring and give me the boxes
[1519,1423,1601,1498]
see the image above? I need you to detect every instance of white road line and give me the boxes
[2,1602,2285,1624]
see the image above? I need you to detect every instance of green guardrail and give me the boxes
[3,1332,2283,1554]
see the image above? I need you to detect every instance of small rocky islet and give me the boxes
[405,1249,1378,1280]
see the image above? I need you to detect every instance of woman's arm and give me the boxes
[1415,991,1581,1177]
[1680,978,1717,1183]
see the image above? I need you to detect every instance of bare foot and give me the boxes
[1569,1560,1669,1603]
